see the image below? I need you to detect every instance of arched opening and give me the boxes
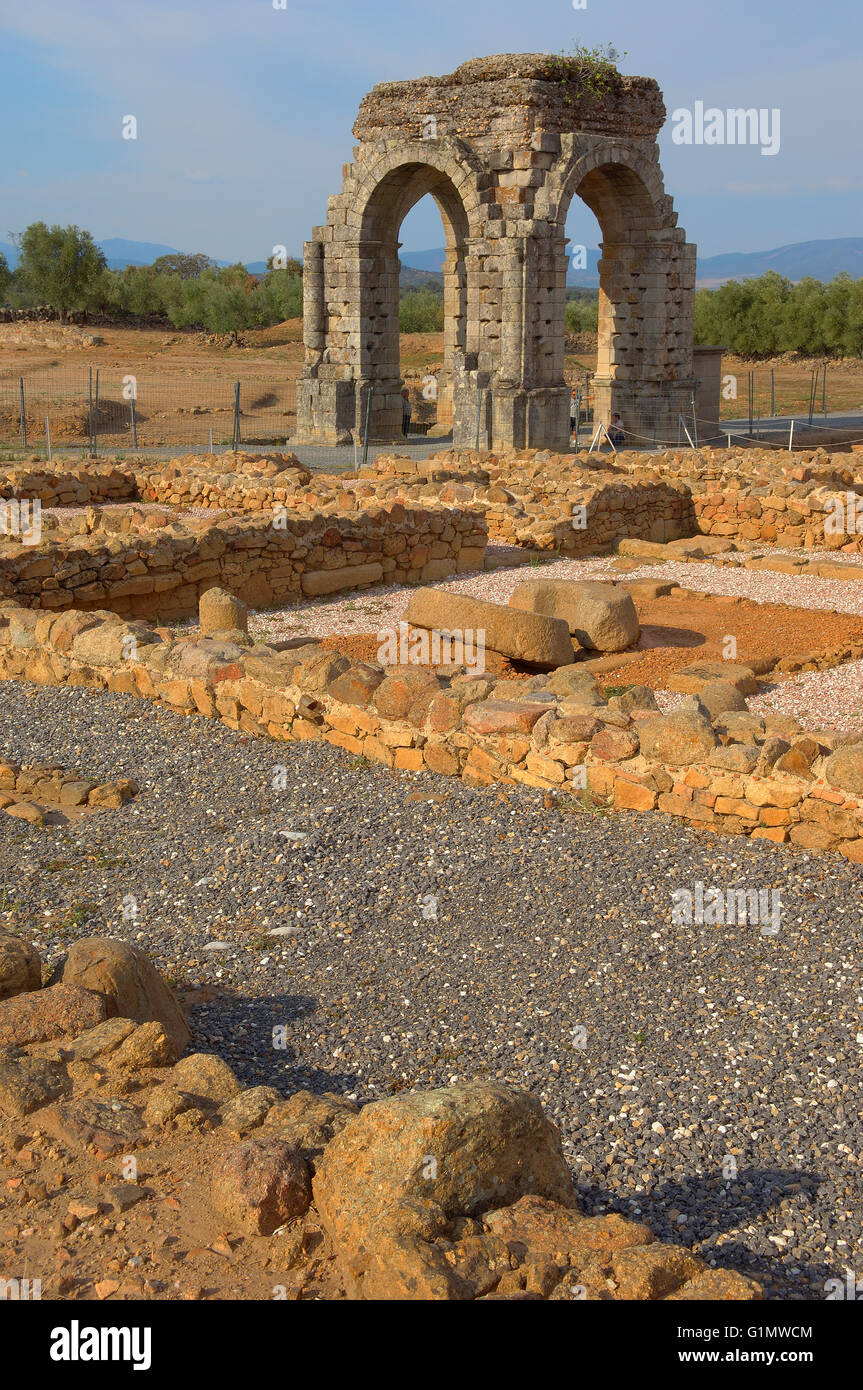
[562,196,602,440]
[359,162,470,439]
[554,159,667,443]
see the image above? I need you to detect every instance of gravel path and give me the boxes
[1,680,862,1300]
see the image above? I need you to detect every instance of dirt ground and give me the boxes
[3,320,861,451]
[601,591,863,688]
[0,322,306,450]
[0,1094,344,1301]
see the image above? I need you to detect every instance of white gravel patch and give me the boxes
[750,661,863,735]
[613,558,863,618]
[248,549,620,643]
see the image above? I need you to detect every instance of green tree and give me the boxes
[399,289,444,333]
[565,296,598,334]
[695,271,863,357]
[14,222,107,316]
[254,266,303,323]
[150,251,216,279]
[0,250,11,301]
[175,263,258,332]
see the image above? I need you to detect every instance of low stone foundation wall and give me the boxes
[360,450,696,552]
[0,463,137,507]
[4,598,863,862]
[0,507,486,620]
[8,446,863,567]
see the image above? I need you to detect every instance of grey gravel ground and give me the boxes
[1,680,862,1300]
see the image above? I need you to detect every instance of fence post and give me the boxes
[475,384,483,451]
[808,368,817,425]
[18,378,26,449]
[93,369,100,456]
[208,428,213,454]
[361,383,374,469]
[130,396,138,450]
[822,363,827,419]
[691,392,698,449]
[88,366,94,453]
[232,381,240,452]
[788,420,795,451]
[574,389,581,449]
[748,371,754,437]
[45,418,51,460]
[770,367,775,416]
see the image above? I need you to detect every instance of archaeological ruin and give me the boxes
[296,53,703,451]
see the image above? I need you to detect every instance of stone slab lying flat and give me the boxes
[301,563,384,598]
[666,660,758,695]
[404,587,574,667]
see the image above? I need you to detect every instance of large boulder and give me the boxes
[404,588,574,668]
[313,1082,576,1257]
[56,938,191,1056]
[0,983,106,1046]
[211,1136,311,1235]
[510,580,639,653]
[0,929,42,1001]
[638,712,718,766]
[824,744,863,797]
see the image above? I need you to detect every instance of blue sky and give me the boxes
[0,0,860,263]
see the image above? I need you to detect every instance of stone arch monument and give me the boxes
[296,53,698,451]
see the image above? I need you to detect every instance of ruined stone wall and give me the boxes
[3,599,863,863]
[359,450,694,552]
[0,507,486,621]
[0,463,137,507]
[8,446,863,632]
[365,445,863,554]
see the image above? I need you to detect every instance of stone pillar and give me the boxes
[437,244,465,429]
[302,239,325,365]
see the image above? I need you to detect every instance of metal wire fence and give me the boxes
[0,368,298,450]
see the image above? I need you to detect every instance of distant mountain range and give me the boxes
[0,237,272,275]
[401,238,863,290]
[693,238,863,288]
[4,235,863,290]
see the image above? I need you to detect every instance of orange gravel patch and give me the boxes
[600,593,863,689]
